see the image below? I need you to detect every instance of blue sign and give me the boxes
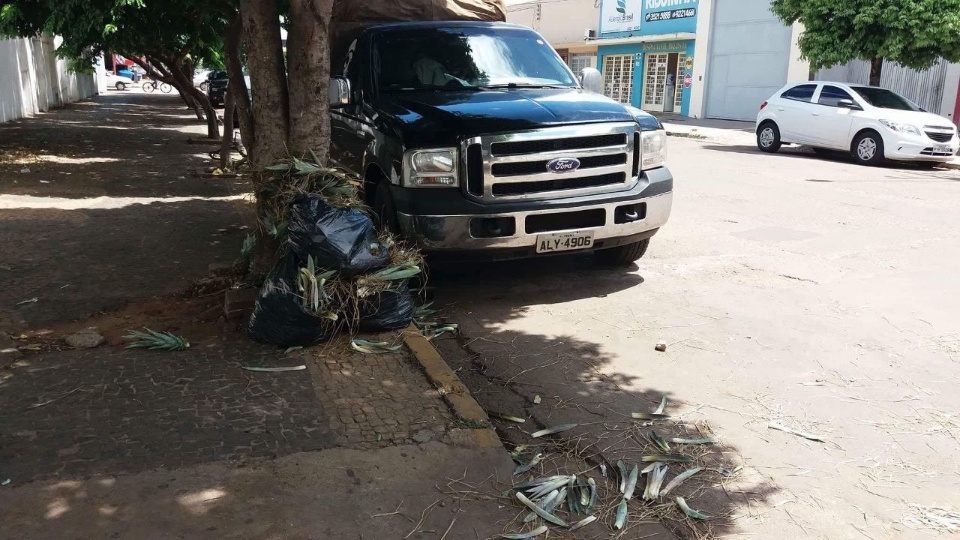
[600,0,699,36]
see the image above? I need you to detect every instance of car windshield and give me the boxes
[850,86,920,111]
[373,26,577,93]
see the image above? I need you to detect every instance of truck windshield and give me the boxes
[850,86,920,111]
[373,27,577,92]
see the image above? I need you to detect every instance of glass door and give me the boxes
[602,54,634,105]
[642,53,669,112]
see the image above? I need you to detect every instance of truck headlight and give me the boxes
[641,130,667,170]
[403,148,458,187]
[879,119,921,136]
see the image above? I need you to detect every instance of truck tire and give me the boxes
[374,181,401,234]
[594,239,649,266]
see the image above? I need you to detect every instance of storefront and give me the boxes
[595,0,698,116]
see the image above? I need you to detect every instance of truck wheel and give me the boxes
[594,239,649,266]
[374,181,401,234]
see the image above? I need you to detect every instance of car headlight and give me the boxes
[403,148,458,188]
[641,130,668,170]
[879,119,921,136]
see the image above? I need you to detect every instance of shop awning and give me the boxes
[591,33,696,47]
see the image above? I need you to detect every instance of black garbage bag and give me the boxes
[287,196,391,276]
[358,281,415,331]
[248,255,334,346]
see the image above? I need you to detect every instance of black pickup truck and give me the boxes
[329,21,672,265]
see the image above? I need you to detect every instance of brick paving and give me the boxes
[306,339,452,449]
[0,341,335,482]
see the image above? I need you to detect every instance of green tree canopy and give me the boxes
[1,0,229,137]
[771,0,960,83]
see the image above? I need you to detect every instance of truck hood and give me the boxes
[374,88,635,146]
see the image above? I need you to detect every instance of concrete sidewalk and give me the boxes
[0,442,515,539]
[1,91,519,538]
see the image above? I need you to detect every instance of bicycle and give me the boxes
[143,80,172,93]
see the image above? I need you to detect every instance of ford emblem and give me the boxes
[546,157,581,174]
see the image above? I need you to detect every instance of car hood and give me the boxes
[871,108,956,130]
[374,88,635,146]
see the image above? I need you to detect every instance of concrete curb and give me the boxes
[402,325,502,449]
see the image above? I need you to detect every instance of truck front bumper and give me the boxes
[393,167,673,259]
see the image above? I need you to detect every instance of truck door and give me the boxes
[330,38,369,177]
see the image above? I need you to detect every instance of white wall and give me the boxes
[507,0,598,47]
[0,36,99,124]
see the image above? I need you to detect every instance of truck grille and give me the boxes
[463,123,638,202]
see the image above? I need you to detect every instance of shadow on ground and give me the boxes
[430,256,779,538]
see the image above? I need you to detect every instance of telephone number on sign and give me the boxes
[645,8,696,22]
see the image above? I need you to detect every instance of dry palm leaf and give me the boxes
[516,492,567,527]
[641,454,693,464]
[123,328,189,351]
[531,423,577,438]
[643,463,669,500]
[500,525,548,539]
[660,467,702,497]
[632,412,670,420]
[614,498,628,530]
[676,496,710,520]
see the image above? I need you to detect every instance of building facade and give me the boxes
[508,0,811,121]
[506,0,600,75]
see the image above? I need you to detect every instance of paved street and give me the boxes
[435,137,960,539]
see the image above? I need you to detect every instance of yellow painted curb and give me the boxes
[402,325,502,449]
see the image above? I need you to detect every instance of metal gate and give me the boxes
[704,0,793,120]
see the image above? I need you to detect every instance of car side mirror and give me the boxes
[838,99,862,111]
[580,68,602,94]
[329,77,352,108]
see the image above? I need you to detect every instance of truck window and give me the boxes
[372,27,577,92]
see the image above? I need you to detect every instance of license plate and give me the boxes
[934,143,953,154]
[535,231,595,254]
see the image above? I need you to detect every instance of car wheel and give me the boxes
[373,181,401,234]
[115,81,126,91]
[199,82,209,92]
[594,239,650,267]
[757,122,781,153]
[852,131,885,166]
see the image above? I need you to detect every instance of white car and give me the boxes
[756,81,959,166]
[104,72,138,91]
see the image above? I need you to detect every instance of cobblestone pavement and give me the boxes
[305,338,452,449]
[0,340,335,482]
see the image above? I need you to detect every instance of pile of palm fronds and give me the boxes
[256,152,363,239]
[253,152,426,338]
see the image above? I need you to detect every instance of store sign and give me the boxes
[600,0,699,36]
[645,7,696,23]
[600,0,642,34]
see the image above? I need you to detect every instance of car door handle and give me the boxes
[777,107,785,111]
[812,113,820,116]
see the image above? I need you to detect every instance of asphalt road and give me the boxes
[434,138,960,539]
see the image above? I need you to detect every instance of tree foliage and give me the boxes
[771,0,960,76]
[0,0,228,137]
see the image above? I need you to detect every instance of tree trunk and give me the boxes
[221,89,235,170]
[241,0,290,166]
[225,13,255,155]
[287,0,334,163]
[869,57,883,86]
[166,58,221,140]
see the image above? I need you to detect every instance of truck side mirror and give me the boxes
[580,68,602,94]
[329,77,352,108]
